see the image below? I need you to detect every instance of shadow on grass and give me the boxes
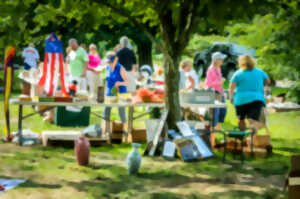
[20,179,62,189]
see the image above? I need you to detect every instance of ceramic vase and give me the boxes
[74,136,90,166]
[126,143,142,174]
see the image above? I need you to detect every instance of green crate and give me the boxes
[54,106,90,127]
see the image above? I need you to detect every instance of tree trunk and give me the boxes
[163,54,181,129]
[137,39,153,67]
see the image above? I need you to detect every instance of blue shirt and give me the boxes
[230,67,269,106]
[105,62,127,96]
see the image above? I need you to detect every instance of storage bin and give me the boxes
[54,106,90,127]
[180,90,215,104]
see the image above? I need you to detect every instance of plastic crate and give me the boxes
[180,90,215,104]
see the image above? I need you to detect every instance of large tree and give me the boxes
[92,0,270,128]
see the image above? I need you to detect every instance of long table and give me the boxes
[9,99,226,145]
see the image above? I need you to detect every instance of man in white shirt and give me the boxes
[22,43,40,71]
[21,43,40,97]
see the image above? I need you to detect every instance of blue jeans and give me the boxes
[213,93,227,127]
[104,107,126,123]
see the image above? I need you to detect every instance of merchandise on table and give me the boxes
[180,89,215,104]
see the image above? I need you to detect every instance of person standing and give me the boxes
[116,36,137,93]
[87,44,102,101]
[205,52,227,148]
[103,52,129,129]
[22,43,40,71]
[180,59,199,91]
[229,55,270,137]
[68,38,89,92]
[205,52,227,130]
[21,43,40,97]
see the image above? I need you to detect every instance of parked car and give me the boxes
[193,42,256,80]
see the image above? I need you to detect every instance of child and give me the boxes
[68,80,78,96]
[180,59,199,91]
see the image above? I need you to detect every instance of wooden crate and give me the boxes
[42,131,108,146]
[254,135,271,148]
[111,121,125,142]
[289,155,300,199]
[127,128,147,143]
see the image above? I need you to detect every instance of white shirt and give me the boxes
[22,47,40,68]
[185,69,199,89]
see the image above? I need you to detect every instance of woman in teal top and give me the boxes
[229,55,270,133]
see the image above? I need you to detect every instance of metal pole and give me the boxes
[18,105,23,146]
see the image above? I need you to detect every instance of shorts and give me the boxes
[235,100,264,121]
[24,63,32,70]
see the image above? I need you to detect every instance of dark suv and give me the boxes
[193,42,256,80]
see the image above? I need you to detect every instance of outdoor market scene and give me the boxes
[0,0,300,199]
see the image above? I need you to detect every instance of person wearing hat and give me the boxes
[205,52,227,145]
[103,51,129,127]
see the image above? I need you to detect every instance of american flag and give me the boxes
[39,33,68,96]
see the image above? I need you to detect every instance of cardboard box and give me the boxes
[254,135,271,148]
[289,155,300,199]
[54,97,73,102]
[174,138,201,161]
[291,155,300,172]
[127,128,147,143]
[111,121,124,141]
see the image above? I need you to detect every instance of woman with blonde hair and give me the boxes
[229,55,270,135]
[180,59,199,91]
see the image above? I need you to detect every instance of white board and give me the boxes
[149,110,168,156]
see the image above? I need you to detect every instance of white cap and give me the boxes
[212,52,227,61]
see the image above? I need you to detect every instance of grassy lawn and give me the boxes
[1,94,300,199]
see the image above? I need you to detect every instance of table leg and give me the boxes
[105,119,111,144]
[127,106,134,143]
[18,105,23,146]
[223,133,227,163]
[209,108,215,149]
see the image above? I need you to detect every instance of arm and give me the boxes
[187,75,195,90]
[116,67,129,87]
[262,70,271,86]
[81,61,88,77]
[229,82,236,104]
[81,51,89,77]
[97,54,102,66]
[264,78,271,86]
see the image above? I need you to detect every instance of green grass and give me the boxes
[1,94,300,198]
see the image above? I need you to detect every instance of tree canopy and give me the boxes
[1,0,291,126]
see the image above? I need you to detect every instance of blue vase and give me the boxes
[126,143,142,174]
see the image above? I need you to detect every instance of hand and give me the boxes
[81,71,87,77]
[115,81,122,87]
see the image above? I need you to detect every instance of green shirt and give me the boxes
[69,47,88,77]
